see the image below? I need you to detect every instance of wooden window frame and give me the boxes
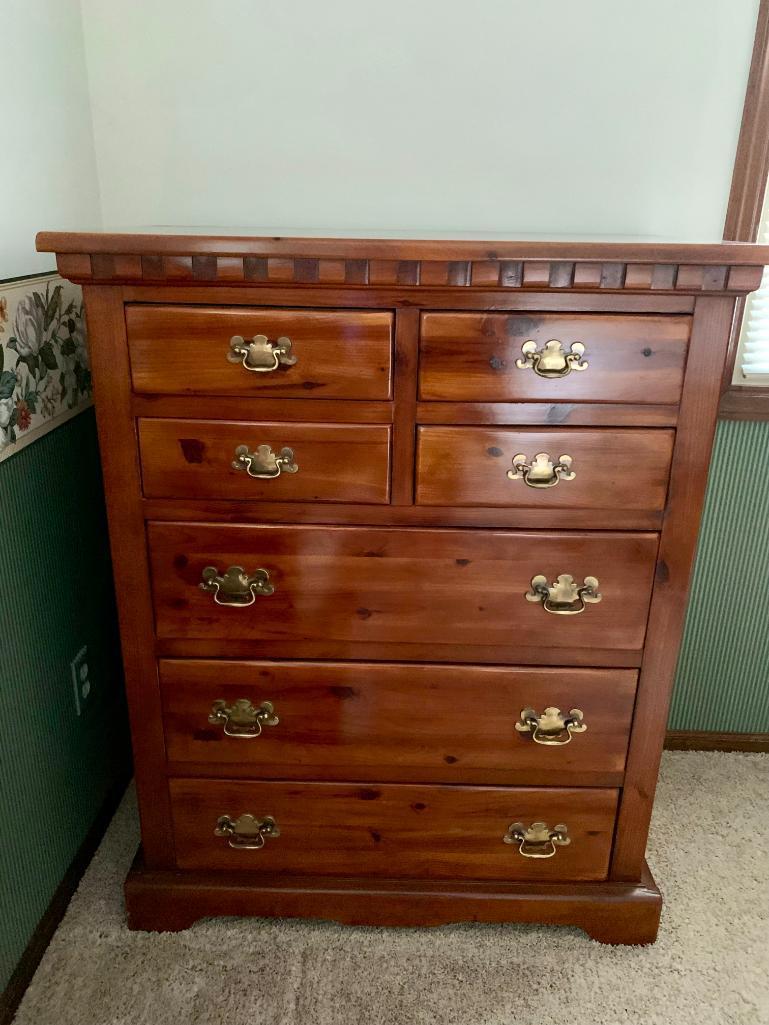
[720,0,769,419]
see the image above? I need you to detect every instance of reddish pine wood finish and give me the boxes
[147,523,658,657]
[126,305,393,399]
[419,313,690,403]
[40,230,766,943]
[169,779,619,882]
[160,660,637,786]
[138,419,391,504]
[415,426,674,513]
[124,856,663,943]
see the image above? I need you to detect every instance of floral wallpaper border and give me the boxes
[0,273,92,464]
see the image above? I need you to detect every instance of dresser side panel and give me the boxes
[81,285,174,866]
[611,295,736,879]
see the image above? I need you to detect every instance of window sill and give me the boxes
[718,385,769,420]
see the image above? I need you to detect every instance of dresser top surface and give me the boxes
[36,227,769,266]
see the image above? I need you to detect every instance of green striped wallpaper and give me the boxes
[670,418,769,732]
[0,410,131,992]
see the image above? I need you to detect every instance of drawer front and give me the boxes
[170,778,619,881]
[127,305,393,398]
[161,660,637,786]
[415,426,674,511]
[419,313,689,403]
[149,523,658,655]
[139,419,391,504]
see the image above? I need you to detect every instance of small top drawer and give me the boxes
[126,305,393,399]
[415,426,674,513]
[419,313,690,404]
[139,418,391,504]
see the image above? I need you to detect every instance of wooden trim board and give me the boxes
[720,0,769,417]
[664,730,769,752]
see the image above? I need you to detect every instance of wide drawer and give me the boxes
[139,419,391,503]
[169,778,619,881]
[419,312,690,403]
[161,660,637,786]
[126,305,393,398]
[148,523,658,658]
[415,426,674,511]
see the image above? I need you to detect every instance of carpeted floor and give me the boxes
[12,752,769,1025]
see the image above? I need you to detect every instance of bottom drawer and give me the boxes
[169,779,618,882]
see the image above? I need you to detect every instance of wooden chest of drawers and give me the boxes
[38,230,769,944]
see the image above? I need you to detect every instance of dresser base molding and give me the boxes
[124,855,662,945]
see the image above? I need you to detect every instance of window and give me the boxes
[733,185,769,386]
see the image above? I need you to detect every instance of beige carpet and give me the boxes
[13,752,769,1025]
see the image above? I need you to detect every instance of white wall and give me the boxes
[1,0,100,278]
[79,0,759,240]
[1,0,759,253]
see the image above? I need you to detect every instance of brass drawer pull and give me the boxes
[507,452,575,489]
[199,565,274,605]
[516,339,588,378]
[227,333,297,373]
[525,574,601,615]
[215,813,280,850]
[503,821,570,858]
[209,699,279,738]
[515,706,586,745]
[232,443,298,479]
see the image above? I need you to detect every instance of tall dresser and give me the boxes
[38,230,768,944]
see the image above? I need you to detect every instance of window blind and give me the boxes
[734,199,769,385]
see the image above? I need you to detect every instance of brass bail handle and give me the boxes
[232,444,299,479]
[215,814,280,850]
[515,706,586,745]
[227,334,297,373]
[525,574,601,615]
[208,699,279,738]
[507,452,575,489]
[199,565,275,606]
[503,821,570,859]
[515,339,588,378]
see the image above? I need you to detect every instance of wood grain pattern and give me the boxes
[79,287,175,866]
[141,497,665,531]
[36,230,769,265]
[133,395,677,427]
[723,0,769,243]
[664,730,769,752]
[36,230,769,297]
[612,297,736,878]
[138,419,391,504]
[414,402,679,427]
[719,0,769,416]
[44,229,764,942]
[415,427,674,512]
[126,305,393,399]
[119,283,697,314]
[68,252,760,294]
[148,523,659,655]
[133,396,395,423]
[169,779,619,882]
[124,855,662,942]
[390,308,419,505]
[718,386,769,420]
[154,637,644,669]
[160,660,637,786]
[419,313,690,403]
